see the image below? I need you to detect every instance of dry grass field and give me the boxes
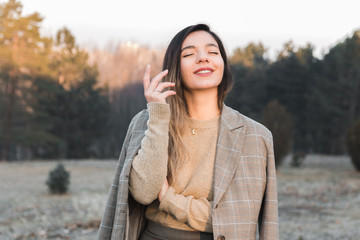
[278,155,360,240]
[0,155,359,240]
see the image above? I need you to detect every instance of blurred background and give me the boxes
[0,0,359,239]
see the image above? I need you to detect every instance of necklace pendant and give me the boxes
[191,129,196,135]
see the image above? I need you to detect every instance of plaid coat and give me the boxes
[98,105,279,240]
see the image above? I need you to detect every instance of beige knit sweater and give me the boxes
[129,103,219,233]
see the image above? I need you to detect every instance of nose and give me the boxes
[196,51,209,63]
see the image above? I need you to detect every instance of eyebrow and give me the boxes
[181,43,219,52]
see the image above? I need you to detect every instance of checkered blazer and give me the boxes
[97,104,279,240]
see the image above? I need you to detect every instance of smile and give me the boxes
[194,67,214,74]
[196,70,212,74]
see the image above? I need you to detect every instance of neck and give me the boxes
[184,89,220,120]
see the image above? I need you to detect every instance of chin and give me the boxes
[190,85,220,92]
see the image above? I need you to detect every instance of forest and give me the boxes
[1,0,360,162]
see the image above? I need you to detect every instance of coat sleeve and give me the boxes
[97,116,137,240]
[258,133,279,240]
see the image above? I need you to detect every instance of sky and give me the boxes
[14,0,360,58]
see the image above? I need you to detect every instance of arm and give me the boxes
[129,102,171,205]
[258,135,279,240]
[159,186,213,232]
[129,63,176,205]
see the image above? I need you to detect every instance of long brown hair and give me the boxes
[163,24,233,183]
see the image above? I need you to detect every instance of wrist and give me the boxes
[158,182,170,201]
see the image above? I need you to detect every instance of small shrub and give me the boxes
[46,163,70,194]
[263,100,294,168]
[291,151,306,167]
[347,117,360,171]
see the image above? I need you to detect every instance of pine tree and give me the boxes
[0,0,52,160]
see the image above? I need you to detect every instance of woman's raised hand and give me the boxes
[143,64,176,103]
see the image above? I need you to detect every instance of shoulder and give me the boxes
[223,105,273,142]
[243,114,273,142]
[128,109,149,132]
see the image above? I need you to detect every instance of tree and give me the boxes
[226,42,269,121]
[266,42,317,152]
[0,2,111,160]
[31,69,110,159]
[309,30,360,154]
[262,100,293,168]
[50,27,90,89]
[46,163,70,194]
[107,82,146,158]
[347,117,360,171]
[0,0,52,160]
[230,42,268,68]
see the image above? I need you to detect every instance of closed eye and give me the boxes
[183,54,193,58]
[210,52,219,55]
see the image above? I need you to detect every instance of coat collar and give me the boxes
[220,104,245,131]
[213,104,247,206]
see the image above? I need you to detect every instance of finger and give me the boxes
[154,82,175,92]
[159,90,176,101]
[148,69,168,92]
[143,64,151,92]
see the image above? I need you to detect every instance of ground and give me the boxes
[0,155,359,240]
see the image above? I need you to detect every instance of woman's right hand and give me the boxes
[143,64,176,103]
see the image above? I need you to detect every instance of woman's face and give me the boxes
[180,30,224,92]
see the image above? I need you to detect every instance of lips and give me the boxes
[194,67,214,75]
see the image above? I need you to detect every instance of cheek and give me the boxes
[180,61,192,80]
[217,58,224,70]
[217,60,225,79]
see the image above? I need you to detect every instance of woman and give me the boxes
[98,24,279,240]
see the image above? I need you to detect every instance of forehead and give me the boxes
[182,30,218,48]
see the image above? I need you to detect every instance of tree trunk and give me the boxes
[1,71,17,161]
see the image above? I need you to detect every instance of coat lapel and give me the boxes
[213,105,246,207]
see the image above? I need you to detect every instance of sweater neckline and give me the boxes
[186,115,220,129]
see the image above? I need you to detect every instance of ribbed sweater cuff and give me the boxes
[159,186,184,213]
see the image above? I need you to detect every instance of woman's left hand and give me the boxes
[158,178,169,201]
[143,64,176,104]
